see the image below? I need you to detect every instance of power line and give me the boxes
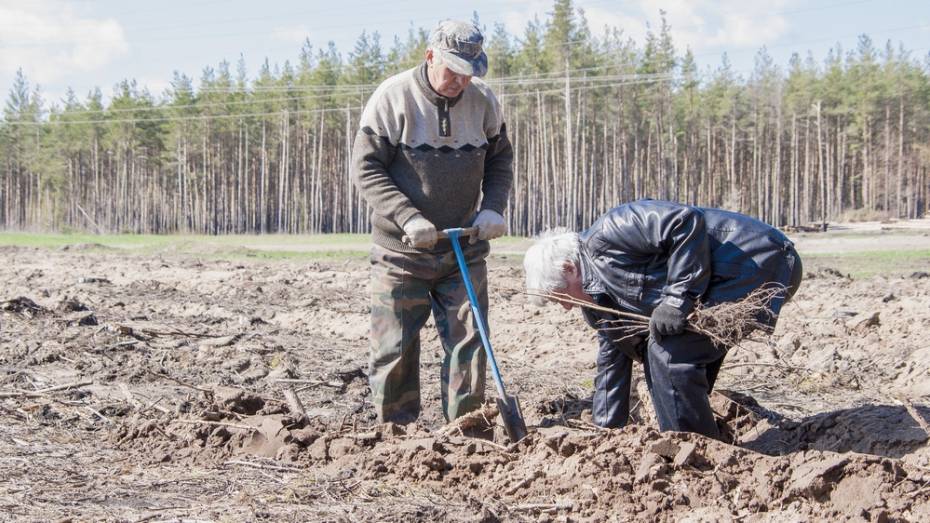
[500,76,676,99]
[46,90,375,116]
[2,76,676,127]
[5,105,361,127]
[40,71,672,117]
[8,35,930,125]
[179,22,929,92]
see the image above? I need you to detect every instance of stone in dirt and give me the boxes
[648,437,680,459]
[673,441,698,467]
[786,453,849,499]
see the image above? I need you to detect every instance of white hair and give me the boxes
[523,228,581,306]
[426,21,447,59]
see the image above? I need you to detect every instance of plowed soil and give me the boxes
[1,234,929,522]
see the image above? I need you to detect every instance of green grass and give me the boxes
[0,232,529,263]
[6,231,927,276]
[802,249,930,278]
[0,231,370,247]
[210,249,371,261]
[0,232,373,261]
[0,232,174,249]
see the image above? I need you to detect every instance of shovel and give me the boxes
[444,227,528,443]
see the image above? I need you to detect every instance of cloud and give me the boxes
[499,0,551,37]
[638,0,794,51]
[496,0,796,52]
[709,11,788,47]
[580,7,650,43]
[0,0,128,86]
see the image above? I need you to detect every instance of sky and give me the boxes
[0,0,928,106]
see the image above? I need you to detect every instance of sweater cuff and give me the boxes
[479,200,507,216]
[395,207,423,230]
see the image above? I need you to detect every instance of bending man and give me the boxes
[523,200,802,438]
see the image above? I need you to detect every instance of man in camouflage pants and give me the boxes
[350,20,513,424]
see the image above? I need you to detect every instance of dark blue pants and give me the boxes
[593,332,724,438]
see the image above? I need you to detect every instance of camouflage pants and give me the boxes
[368,241,489,424]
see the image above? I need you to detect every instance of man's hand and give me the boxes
[402,216,438,249]
[649,303,688,341]
[472,209,506,243]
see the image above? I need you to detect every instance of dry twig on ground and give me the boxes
[144,368,212,395]
[171,419,258,432]
[0,380,93,399]
[283,387,308,422]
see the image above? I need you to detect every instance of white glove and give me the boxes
[472,209,506,242]
[402,216,438,249]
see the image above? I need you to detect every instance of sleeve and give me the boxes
[350,88,422,228]
[593,201,711,315]
[478,93,514,215]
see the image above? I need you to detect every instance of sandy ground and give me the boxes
[1,227,929,522]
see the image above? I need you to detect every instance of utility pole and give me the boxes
[564,56,573,229]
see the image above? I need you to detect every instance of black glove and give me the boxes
[649,303,688,341]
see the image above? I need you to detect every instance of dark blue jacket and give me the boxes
[579,200,799,321]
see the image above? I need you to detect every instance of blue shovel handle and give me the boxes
[445,228,510,402]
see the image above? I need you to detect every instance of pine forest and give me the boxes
[2,0,929,236]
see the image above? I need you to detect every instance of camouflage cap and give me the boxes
[429,20,488,77]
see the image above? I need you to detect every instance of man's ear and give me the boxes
[562,261,575,276]
[425,48,433,63]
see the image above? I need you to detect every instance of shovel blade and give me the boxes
[496,394,528,443]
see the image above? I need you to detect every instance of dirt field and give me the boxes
[2,225,930,521]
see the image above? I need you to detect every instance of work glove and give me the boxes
[471,209,506,244]
[649,303,688,341]
[402,216,438,249]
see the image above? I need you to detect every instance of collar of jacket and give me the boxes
[578,243,605,296]
[416,61,464,108]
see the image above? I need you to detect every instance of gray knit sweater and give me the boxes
[351,62,514,253]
